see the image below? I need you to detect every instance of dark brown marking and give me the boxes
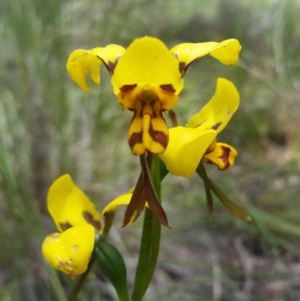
[149,121,168,147]
[99,55,122,74]
[211,122,222,130]
[59,222,72,231]
[82,211,102,231]
[129,132,143,149]
[107,61,117,73]
[160,84,176,93]
[219,145,231,169]
[179,61,187,75]
[120,84,137,93]
[149,128,168,147]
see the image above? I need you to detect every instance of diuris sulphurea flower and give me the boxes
[66,36,241,156]
[42,174,132,277]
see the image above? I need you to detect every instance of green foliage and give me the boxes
[1,0,300,300]
[94,235,129,301]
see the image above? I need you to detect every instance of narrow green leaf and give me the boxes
[208,178,252,221]
[95,236,129,301]
[197,163,251,221]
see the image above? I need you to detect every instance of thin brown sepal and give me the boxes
[141,155,170,228]
[122,154,170,228]
[122,171,147,227]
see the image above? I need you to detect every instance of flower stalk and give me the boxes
[131,155,162,301]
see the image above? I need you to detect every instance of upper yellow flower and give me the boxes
[42,174,131,277]
[66,36,241,155]
[160,78,240,177]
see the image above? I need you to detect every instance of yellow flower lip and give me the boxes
[42,224,95,277]
[160,126,217,177]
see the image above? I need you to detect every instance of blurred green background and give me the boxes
[1,0,300,300]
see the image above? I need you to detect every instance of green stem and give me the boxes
[197,163,214,216]
[67,232,109,301]
[131,155,162,301]
[67,257,96,301]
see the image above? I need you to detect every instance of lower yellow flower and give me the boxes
[42,174,132,277]
[42,225,95,277]
[160,78,240,177]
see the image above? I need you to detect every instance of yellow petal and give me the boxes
[160,126,217,177]
[204,142,238,170]
[111,36,183,96]
[42,225,95,277]
[186,78,240,133]
[66,49,102,91]
[90,44,125,71]
[47,174,102,232]
[210,39,241,65]
[171,39,241,74]
[102,193,133,215]
[66,45,125,91]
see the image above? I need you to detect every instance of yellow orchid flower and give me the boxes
[42,174,131,277]
[66,36,241,155]
[160,78,239,177]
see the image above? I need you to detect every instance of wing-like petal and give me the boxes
[66,45,125,91]
[47,174,102,232]
[171,39,241,75]
[186,78,240,133]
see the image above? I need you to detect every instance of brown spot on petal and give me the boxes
[160,84,176,93]
[60,222,72,231]
[101,56,122,74]
[107,61,117,73]
[82,211,101,231]
[120,84,137,93]
[219,145,231,170]
[211,122,222,130]
[179,62,187,75]
[129,132,143,150]
[149,123,168,149]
